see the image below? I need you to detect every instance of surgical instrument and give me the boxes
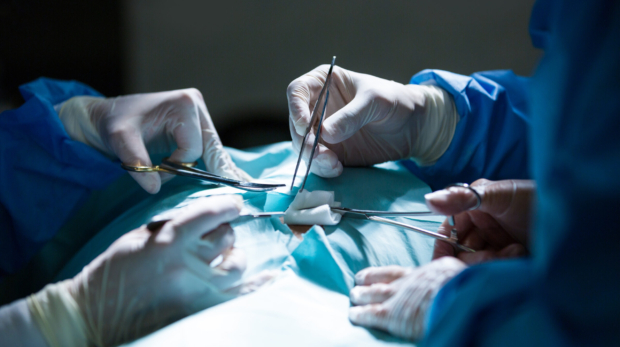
[364,215,475,253]
[443,183,481,241]
[329,181,482,254]
[290,56,336,192]
[330,207,438,217]
[122,157,285,192]
[330,207,474,252]
[146,211,285,231]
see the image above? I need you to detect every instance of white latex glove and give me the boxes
[427,179,533,264]
[56,89,252,194]
[349,257,466,341]
[287,65,459,177]
[26,195,275,347]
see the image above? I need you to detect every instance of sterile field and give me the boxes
[56,142,442,346]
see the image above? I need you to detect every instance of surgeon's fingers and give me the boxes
[474,179,536,226]
[432,239,456,260]
[166,90,205,165]
[457,242,527,265]
[108,125,162,194]
[310,143,343,178]
[293,130,343,178]
[467,210,521,247]
[471,179,522,217]
[200,113,253,182]
[355,265,412,285]
[427,179,534,220]
[349,304,390,330]
[350,283,394,305]
[216,247,246,274]
[456,249,497,265]
[424,186,481,216]
[287,65,330,136]
[210,248,247,290]
[154,93,205,185]
[321,94,372,144]
[196,223,235,263]
[432,211,478,260]
[172,195,243,240]
[289,115,305,152]
[287,79,312,137]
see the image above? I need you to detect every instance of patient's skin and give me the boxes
[280,217,313,239]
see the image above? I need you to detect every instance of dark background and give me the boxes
[1,0,541,149]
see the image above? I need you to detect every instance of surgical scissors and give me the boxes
[121,157,285,192]
[290,56,336,192]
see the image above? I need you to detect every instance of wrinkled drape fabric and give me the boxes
[55,142,441,346]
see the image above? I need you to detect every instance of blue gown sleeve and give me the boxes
[0,78,125,276]
[401,69,532,190]
[423,0,620,345]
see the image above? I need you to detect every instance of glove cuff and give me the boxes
[26,280,92,347]
[387,257,466,340]
[410,85,460,166]
[58,96,111,157]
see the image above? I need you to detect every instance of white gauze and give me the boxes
[284,190,342,225]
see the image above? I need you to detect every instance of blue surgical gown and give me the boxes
[0,79,125,277]
[416,1,620,346]
[403,69,531,190]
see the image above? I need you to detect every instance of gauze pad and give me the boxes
[284,190,342,225]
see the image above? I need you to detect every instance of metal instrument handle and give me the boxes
[331,207,437,217]
[366,215,475,253]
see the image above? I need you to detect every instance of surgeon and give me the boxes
[0,79,251,277]
[288,0,619,344]
[0,194,277,347]
[0,79,271,346]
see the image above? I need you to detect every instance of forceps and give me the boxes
[331,206,474,252]
[121,157,285,192]
[290,56,336,192]
[362,215,475,253]
[329,183,481,253]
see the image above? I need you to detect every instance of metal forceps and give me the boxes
[121,158,285,192]
[290,56,337,192]
[328,182,481,253]
[332,206,474,252]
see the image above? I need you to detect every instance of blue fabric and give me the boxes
[0,78,124,276]
[403,68,531,190]
[424,1,620,346]
[55,142,440,346]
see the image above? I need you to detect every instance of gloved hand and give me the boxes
[349,257,466,341]
[426,179,535,264]
[26,195,275,347]
[56,89,252,194]
[287,65,460,177]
